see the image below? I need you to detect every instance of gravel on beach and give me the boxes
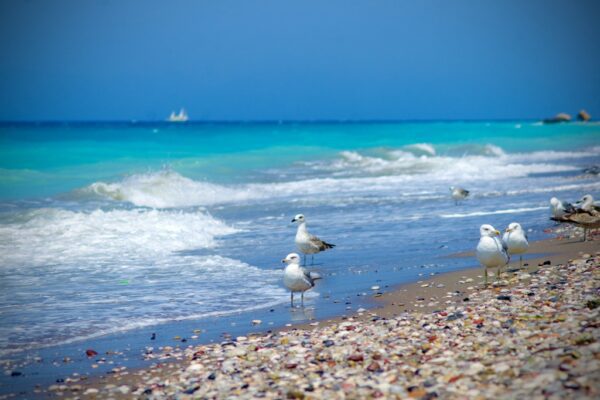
[50,251,600,399]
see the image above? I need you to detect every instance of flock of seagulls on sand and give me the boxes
[282,190,598,305]
[551,194,600,241]
[476,193,599,287]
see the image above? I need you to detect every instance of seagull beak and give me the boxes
[505,228,511,233]
[495,230,501,236]
[281,259,286,263]
[291,218,296,222]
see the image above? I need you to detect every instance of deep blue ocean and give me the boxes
[0,121,599,395]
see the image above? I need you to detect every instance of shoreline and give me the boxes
[37,235,600,398]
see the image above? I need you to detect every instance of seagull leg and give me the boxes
[519,256,523,268]
[303,254,307,266]
[301,292,304,307]
[311,255,314,266]
[484,268,488,288]
[290,292,294,307]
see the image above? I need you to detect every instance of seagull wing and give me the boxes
[562,201,576,213]
[301,268,321,287]
[308,234,335,251]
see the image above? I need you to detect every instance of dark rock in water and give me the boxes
[497,295,511,301]
[11,371,22,377]
[543,113,571,124]
[85,349,98,357]
[583,166,600,175]
[150,333,156,340]
[577,109,591,121]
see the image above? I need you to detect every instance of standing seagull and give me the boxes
[292,214,335,265]
[550,197,576,218]
[503,222,529,268]
[282,253,321,307]
[552,196,600,241]
[476,224,509,287]
[449,186,469,205]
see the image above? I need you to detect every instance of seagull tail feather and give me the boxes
[321,241,335,250]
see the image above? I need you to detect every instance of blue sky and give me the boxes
[0,0,599,121]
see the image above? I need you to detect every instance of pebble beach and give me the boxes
[39,235,600,400]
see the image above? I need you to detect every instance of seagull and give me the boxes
[549,197,575,219]
[555,212,600,241]
[476,224,509,287]
[551,194,600,241]
[449,186,469,205]
[282,253,322,307]
[291,214,335,265]
[575,194,600,213]
[503,222,529,267]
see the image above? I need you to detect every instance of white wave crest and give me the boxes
[0,207,237,266]
[87,171,259,208]
[439,206,547,219]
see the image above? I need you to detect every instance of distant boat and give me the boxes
[167,109,189,122]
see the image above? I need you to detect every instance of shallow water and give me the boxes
[0,121,598,394]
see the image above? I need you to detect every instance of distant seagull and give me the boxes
[503,222,529,267]
[575,194,600,213]
[292,214,335,265]
[555,212,600,241]
[476,224,509,286]
[552,194,600,241]
[282,253,321,306]
[449,186,469,205]
[549,197,576,219]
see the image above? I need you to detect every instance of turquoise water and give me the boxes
[0,121,599,395]
[1,121,598,199]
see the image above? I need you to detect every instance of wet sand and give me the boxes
[38,235,600,399]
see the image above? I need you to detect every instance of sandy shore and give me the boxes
[35,233,600,399]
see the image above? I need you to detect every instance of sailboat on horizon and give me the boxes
[167,108,189,122]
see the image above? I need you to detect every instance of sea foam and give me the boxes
[83,144,591,209]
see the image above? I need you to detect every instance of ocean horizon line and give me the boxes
[0,118,561,126]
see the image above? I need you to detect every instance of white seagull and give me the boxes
[449,186,470,205]
[282,253,321,306]
[476,224,509,286]
[291,214,335,265]
[549,197,575,218]
[575,194,600,213]
[503,222,529,267]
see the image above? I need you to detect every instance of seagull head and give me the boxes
[291,214,305,223]
[505,222,522,233]
[550,197,560,207]
[282,253,301,265]
[480,224,500,237]
[449,186,455,191]
[576,194,594,208]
